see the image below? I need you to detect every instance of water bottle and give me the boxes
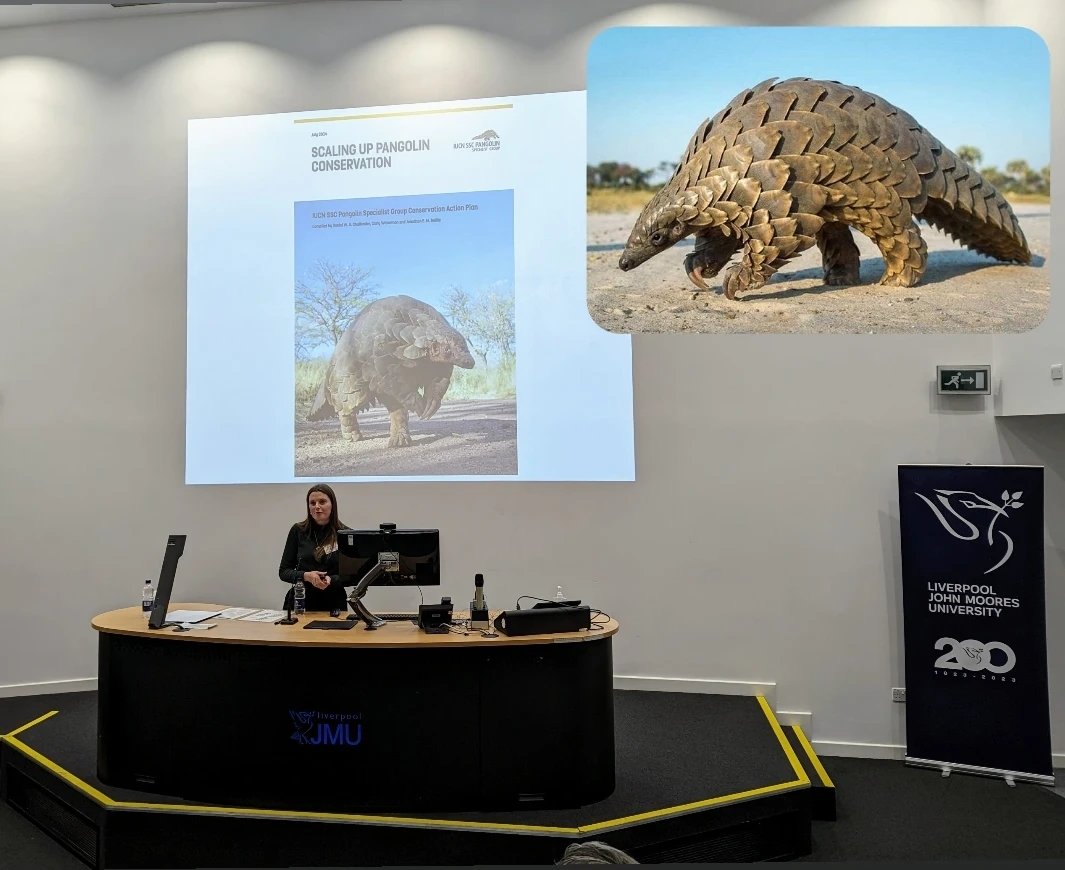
[555,585,566,603]
[294,578,306,615]
[141,578,155,619]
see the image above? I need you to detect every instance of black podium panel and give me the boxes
[97,632,614,812]
[480,639,614,806]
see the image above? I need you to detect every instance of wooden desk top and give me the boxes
[91,604,619,649]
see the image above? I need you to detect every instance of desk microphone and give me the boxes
[470,573,490,630]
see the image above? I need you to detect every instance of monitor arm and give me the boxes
[345,551,398,629]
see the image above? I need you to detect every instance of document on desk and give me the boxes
[239,609,287,623]
[165,609,222,624]
[216,607,262,620]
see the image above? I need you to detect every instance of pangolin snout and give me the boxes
[618,254,633,271]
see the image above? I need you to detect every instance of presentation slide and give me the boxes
[187,92,634,483]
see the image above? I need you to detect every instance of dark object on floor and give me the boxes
[558,840,639,863]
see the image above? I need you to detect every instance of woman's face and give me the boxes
[308,491,332,525]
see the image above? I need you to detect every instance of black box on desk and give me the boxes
[418,600,453,632]
[493,606,591,636]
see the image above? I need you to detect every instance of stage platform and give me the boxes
[1,690,834,867]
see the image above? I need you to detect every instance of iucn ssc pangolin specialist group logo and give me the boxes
[915,488,1025,574]
[454,129,501,152]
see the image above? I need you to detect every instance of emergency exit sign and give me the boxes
[937,365,991,395]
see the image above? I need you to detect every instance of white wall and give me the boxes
[989,0,1065,416]
[0,0,1060,758]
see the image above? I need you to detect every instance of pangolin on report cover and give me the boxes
[308,295,475,448]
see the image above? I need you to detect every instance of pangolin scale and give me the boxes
[618,77,1031,300]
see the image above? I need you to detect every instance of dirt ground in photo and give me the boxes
[295,399,517,477]
[587,203,1049,334]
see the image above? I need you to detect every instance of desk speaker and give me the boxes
[493,606,591,636]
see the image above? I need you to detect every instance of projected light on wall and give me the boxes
[187,91,634,483]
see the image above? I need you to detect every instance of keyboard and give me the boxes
[375,612,418,621]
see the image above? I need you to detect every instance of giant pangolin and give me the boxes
[308,295,474,448]
[618,77,1031,300]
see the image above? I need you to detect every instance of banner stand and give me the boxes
[898,464,1054,786]
[903,757,1055,787]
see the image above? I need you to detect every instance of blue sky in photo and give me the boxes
[587,27,1049,177]
[294,189,514,351]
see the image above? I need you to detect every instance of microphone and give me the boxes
[470,573,489,629]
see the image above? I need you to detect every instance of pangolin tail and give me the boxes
[307,378,332,421]
[918,144,1031,265]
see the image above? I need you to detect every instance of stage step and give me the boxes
[2,691,814,867]
[783,724,836,821]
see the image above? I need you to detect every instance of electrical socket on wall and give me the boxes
[892,687,906,703]
[1051,364,1063,381]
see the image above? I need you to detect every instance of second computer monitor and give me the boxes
[338,527,440,587]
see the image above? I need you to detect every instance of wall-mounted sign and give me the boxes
[937,365,991,395]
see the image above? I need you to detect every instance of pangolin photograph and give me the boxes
[586,27,1050,334]
[293,190,516,477]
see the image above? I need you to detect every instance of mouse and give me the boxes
[330,609,341,618]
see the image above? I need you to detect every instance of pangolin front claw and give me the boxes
[683,253,708,290]
[687,265,709,291]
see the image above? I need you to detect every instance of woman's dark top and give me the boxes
[278,522,348,611]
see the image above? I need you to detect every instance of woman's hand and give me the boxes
[306,571,331,590]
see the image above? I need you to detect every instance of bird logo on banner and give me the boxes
[914,489,1024,575]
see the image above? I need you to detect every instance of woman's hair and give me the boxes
[557,842,638,865]
[297,484,342,555]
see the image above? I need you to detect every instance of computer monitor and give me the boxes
[148,534,187,630]
[337,526,440,588]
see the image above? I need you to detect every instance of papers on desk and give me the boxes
[165,609,222,624]
[177,622,216,631]
[241,609,287,622]
[214,608,290,623]
[216,607,263,620]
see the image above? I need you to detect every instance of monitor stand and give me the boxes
[345,557,392,630]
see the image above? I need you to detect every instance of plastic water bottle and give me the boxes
[141,578,155,619]
[555,585,566,603]
[294,579,306,615]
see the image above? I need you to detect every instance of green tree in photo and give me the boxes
[957,145,983,167]
[295,259,379,360]
[954,146,1049,200]
[442,284,515,399]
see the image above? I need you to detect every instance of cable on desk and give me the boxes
[516,594,557,609]
[589,609,611,631]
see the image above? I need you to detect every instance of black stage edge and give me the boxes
[783,724,836,821]
[1,692,814,867]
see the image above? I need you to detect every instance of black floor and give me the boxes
[2,691,1063,866]
[798,756,1065,861]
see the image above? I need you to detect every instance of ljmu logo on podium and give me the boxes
[289,710,363,747]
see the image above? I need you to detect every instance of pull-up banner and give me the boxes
[898,465,1052,783]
